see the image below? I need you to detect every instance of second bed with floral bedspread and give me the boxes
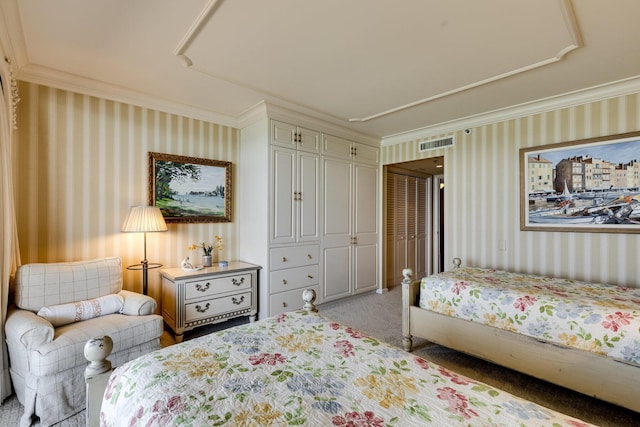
[418,267,640,367]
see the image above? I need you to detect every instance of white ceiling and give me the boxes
[2,0,640,140]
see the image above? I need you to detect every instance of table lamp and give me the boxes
[121,205,168,295]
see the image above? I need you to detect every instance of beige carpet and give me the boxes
[2,285,639,426]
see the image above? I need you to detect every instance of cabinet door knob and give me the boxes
[282,257,287,262]
[195,282,210,292]
[232,277,245,286]
[282,279,287,285]
[232,296,245,305]
[195,303,210,313]
[282,302,287,307]
[307,254,312,259]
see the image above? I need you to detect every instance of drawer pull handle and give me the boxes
[232,296,245,305]
[232,277,245,286]
[307,254,312,259]
[282,302,287,307]
[282,279,287,285]
[195,303,210,313]
[195,282,210,292]
[307,275,313,279]
[282,257,287,262]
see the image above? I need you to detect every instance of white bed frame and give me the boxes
[83,289,318,427]
[401,266,640,413]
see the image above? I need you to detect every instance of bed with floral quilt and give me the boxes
[92,309,595,426]
[402,264,640,413]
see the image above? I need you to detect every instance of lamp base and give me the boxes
[126,262,163,295]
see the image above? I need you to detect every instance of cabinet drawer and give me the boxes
[270,265,319,294]
[185,292,252,322]
[269,285,320,316]
[270,245,319,270]
[184,273,252,300]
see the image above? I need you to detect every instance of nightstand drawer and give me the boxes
[184,273,252,300]
[185,291,252,322]
[269,285,320,316]
[270,245,319,270]
[270,265,319,294]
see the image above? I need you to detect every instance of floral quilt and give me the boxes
[100,310,594,426]
[419,267,640,366]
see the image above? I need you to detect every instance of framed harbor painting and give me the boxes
[149,152,232,223]
[520,130,640,233]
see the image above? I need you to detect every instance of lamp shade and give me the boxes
[121,206,168,233]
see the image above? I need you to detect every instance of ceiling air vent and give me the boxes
[419,136,454,152]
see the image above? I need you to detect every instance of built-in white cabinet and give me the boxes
[240,117,379,319]
[268,120,322,315]
[386,172,428,286]
[322,134,379,302]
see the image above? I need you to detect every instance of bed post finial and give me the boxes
[85,336,114,427]
[402,268,413,285]
[452,257,462,269]
[302,289,317,312]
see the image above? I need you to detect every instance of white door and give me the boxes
[270,147,296,244]
[297,151,320,242]
[322,156,352,300]
[353,162,378,293]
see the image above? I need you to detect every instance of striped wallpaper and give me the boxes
[381,93,640,288]
[13,82,640,295]
[14,82,240,299]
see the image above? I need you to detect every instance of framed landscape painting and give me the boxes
[149,152,232,223]
[520,131,640,233]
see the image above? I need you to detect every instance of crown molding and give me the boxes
[381,74,640,146]
[16,63,239,128]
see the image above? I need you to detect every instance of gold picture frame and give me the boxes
[149,152,232,223]
[520,131,640,233]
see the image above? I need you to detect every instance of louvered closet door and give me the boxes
[394,175,408,285]
[406,176,418,276]
[415,177,428,278]
[386,174,397,286]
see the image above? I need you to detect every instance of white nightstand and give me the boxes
[160,261,261,342]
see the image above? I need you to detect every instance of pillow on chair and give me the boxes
[37,294,124,327]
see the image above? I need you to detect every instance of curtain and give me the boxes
[0,59,21,402]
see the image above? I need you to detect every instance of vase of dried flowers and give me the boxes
[189,235,224,268]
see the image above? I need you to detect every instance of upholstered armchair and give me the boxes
[5,257,163,426]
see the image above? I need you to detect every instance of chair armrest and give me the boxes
[5,306,54,349]
[118,290,157,315]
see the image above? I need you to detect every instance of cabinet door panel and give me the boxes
[297,127,321,153]
[353,163,378,235]
[271,120,297,148]
[323,157,352,237]
[322,134,352,158]
[323,246,351,300]
[270,148,296,244]
[298,152,320,241]
[354,241,377,293]
[353,142,379,165]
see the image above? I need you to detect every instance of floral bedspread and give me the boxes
[101,310,594,426]
[419,267,640,366]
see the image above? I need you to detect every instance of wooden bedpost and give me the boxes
[302,289,317,312]
[84,336,114,427]
[401,268,414,351]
